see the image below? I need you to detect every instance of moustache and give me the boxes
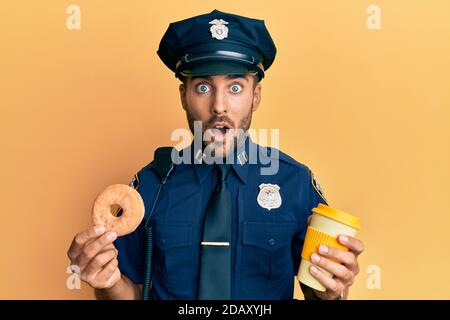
[205,115,235,130]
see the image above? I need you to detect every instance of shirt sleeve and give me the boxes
[114,222,145,285]
[291,168,328,284]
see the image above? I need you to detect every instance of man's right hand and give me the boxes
[67,226,121,290]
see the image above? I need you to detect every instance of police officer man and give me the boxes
[67,9,364,300]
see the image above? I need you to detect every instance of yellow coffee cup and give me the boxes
[297,203,361,292]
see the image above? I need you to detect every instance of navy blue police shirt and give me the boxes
[114,138,328,299]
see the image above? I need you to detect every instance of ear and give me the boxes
[179,83,187,111]
[251,83,261,112]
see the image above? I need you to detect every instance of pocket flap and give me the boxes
[154,224,192,250]
[243,221,296,252]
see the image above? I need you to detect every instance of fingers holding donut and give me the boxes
[67,225,107,262]
[74,230,118,272]
[67,225,121,289]
[66,183,144,290]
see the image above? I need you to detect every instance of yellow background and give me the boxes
[1,0,449,299]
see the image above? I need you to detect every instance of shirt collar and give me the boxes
[189,136,253,185]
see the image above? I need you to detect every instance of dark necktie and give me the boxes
[198,164,232,300]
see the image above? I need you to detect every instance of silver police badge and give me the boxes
[257,183,282,211]
[209,19,229,40]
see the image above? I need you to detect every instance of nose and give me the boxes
[211,89,227,115]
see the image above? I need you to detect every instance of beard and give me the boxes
[185,105,253,158]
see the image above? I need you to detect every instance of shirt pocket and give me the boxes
[240,221,296,291]
[154,223,195,290]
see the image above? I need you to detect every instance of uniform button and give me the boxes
[160,238,166,245]
[269,238,275,245]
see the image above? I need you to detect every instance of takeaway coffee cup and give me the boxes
[297,203,361,292]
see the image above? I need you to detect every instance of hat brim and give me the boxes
[179,61,260,78]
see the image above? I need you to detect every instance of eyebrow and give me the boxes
[191,75,248,82]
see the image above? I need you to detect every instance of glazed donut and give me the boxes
[92,184,145,237]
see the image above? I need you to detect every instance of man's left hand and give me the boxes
[309,235,365,300]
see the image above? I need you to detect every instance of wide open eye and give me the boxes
[230,84,242,93]
[196,84,210,93]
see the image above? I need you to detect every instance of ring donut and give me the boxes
[92,184,145,237]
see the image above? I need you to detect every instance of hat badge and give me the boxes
[209,19,229,40]
[257,183,282,211]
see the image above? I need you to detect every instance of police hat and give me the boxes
[157,9,277,81]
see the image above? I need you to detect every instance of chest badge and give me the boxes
[209,19,229,40]
[257,183,282,211]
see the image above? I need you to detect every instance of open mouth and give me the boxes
[206,122,232,141]
[213,125,228,134]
